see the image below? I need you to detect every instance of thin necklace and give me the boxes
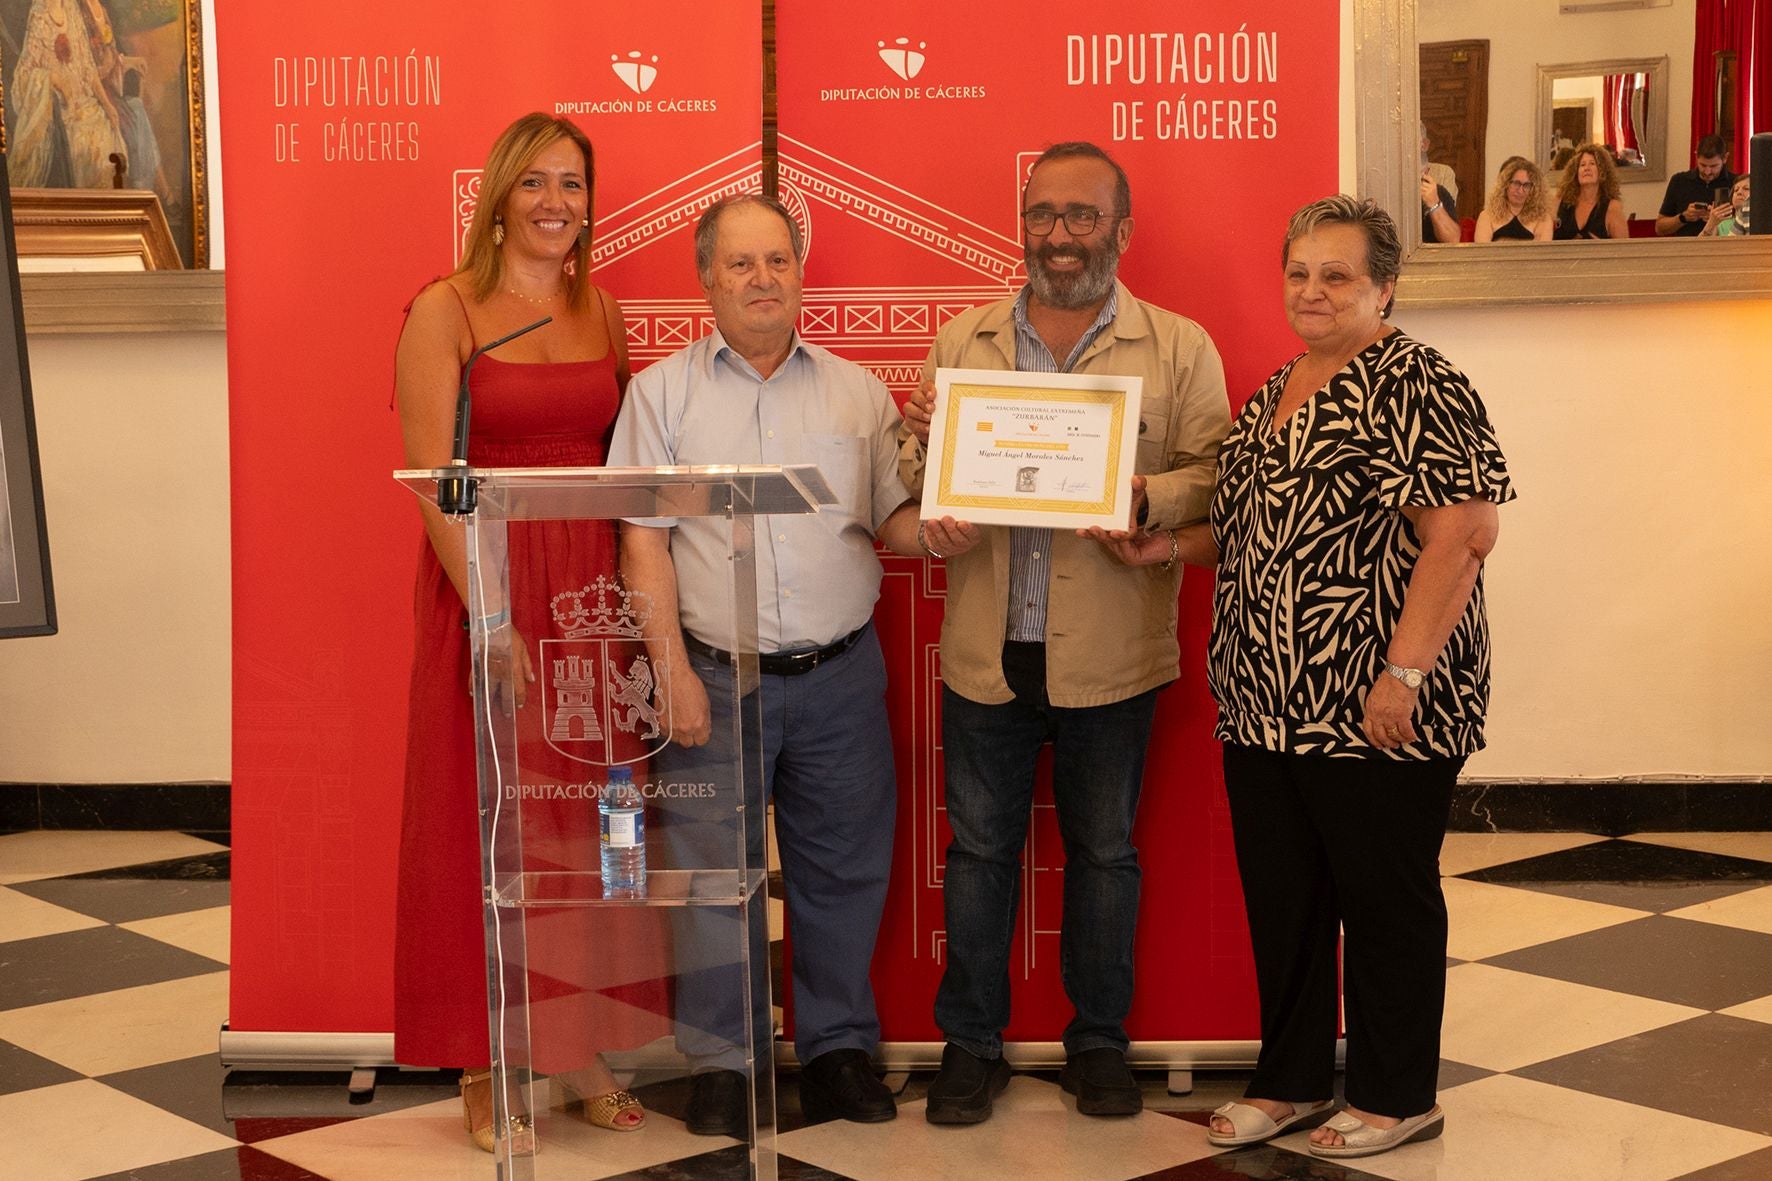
[505,285,560,305]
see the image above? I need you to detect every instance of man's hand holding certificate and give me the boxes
[918,368,1143,532]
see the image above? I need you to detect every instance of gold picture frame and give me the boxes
[9,185,181,268]
[1,0,209,269]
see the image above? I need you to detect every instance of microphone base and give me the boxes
[436,474,478,516]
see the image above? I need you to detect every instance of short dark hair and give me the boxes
[1027,142,1132,218]
[693,194,804,286]
[1696,134,1729,160]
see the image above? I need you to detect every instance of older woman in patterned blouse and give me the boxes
[1109,195,1514,1160]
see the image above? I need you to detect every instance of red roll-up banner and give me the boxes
[776,2,1341,1047]
[217,5,762,1037]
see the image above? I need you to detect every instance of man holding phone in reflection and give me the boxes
[1656,134,1737,237]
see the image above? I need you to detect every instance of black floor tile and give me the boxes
[221,1068,460,1133]
[1460,839,1772,889]
[1672,1146,1772,1180]
[87,1145,330,1181]
[1515,1013,1772,1135]
[1484,914,1772,1010]
[61,851,232,882]
[0,926,226,1010]
[596,1144,851,1180]
[1138,1143,1383,1179]
[1435,1058,1493,1090]
[102,1054,234,1137]
[1517,879,1760,914]
[12,877,230,924]
[0,1036,82,1094]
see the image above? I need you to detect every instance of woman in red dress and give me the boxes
[393,113,667,1152]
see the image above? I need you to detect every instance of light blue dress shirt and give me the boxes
[609,330,912,654]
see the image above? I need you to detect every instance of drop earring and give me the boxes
[577,218,590,249]
[492,216,505,247]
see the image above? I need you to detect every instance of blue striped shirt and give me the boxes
[1005,287,1119,643]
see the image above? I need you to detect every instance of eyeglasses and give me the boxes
[1021,206,1117,236]
[1507,179,1534,190]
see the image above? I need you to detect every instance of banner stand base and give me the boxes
[222,1030,1344,1078]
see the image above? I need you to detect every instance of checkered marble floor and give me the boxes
[4,829,1772,1180]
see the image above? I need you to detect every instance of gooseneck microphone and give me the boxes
[435,315,553,515]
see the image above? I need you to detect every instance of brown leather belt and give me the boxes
[682,624,869,677]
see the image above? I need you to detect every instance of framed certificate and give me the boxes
[921,368,1143,530]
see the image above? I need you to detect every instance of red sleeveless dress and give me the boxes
[394,350,669,1069]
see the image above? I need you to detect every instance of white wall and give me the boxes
[1394,300,1772,779]
[1420,0,1696,219]
[0,333,232,783]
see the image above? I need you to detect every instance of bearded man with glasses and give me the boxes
[898,141,1231,1125]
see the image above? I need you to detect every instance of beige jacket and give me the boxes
[899,282,1231,707]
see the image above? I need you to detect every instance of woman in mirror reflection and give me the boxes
[1552,144,1629,240]
[1475,156,1553,242]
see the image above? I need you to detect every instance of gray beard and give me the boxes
[1026,239,1120,310]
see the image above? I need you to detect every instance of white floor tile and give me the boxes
[1624,832,1772,862]
[0,830,226,884]
[776,1075,1220,1181]
[254,1090,733,1181]
[1666,883,1772,937]
[1720,993,1772,1025]
[0,1079,236,1181]
[1350,1074,1772,1181]
[1438,832,1606,878]
[1444,877,1646,961]
[0,970,228,1075]
[122,905,232,962]
[0,884,106,942]
[1441,963,1703,1073]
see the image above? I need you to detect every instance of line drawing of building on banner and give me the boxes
[786,135,1061,982]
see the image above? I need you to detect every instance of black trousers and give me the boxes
[1222,743,1462,1118]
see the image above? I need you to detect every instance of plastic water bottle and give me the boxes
[599,767,646,896]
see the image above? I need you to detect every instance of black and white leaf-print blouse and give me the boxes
[1207,331,1516,759]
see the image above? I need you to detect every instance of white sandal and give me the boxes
[1309,1106,1444,1158]
[1206,1098,1336,1146]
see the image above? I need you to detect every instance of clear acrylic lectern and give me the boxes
[394,464,828,1180]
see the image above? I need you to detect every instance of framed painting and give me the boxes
[0,0,208,268]
[0,156,56,638]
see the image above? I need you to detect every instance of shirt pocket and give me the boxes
[803,433,868,520]
[1134,405,1170,474]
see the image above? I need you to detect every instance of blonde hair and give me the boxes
[1556,144,1622,209]
[455,113,596,309]
[1486,156,1550,224]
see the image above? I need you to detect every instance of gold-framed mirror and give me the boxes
[1356,0,1772,307]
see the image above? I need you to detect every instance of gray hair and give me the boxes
[1282,195,1403,317]
[693,194,804,286]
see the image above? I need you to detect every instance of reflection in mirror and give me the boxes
[1358,0,1772,307]
[1538,58,1668,185]
[1550,74,1646,169]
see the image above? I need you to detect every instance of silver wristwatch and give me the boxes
[1384,661,1425,690]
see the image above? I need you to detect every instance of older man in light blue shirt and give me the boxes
[610,194,921,1136]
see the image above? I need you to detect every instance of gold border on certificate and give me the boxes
[921,368,1143,531]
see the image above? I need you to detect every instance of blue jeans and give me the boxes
[655,624,897,1069]
[934,642,1160,1059]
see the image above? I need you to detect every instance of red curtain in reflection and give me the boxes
[1603,73,1643,158]
[1691,0,1769,164]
